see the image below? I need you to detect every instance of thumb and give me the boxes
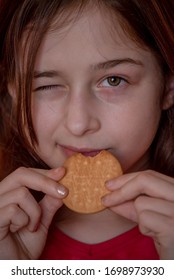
[39,195,64,230]
[110,201,138,223]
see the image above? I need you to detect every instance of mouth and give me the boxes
[60,145,106,157]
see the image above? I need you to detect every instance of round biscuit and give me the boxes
[59,150,122,214]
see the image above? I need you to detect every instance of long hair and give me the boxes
[0,0,174,178]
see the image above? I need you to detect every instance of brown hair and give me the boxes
[0,0,174,178]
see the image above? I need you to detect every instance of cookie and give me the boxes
[59,150,122,214]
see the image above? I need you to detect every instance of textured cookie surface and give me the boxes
[60,150,122,213]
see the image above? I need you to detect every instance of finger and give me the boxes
[110,201,138,223]
[104,171,174,206]
[0,204,29,240]
[109,195,174,224]
[134,196,174,217]
[137,209,174,259]
[0,167,67,198]
[30,166,65,181]
[137,210,173,242]
[38,195,63,231]
[106,170,174,190]
[0,187,41,232]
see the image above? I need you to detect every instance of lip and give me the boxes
[60,145,105,157]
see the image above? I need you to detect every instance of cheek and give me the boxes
[128,111,159,148]
[31,101,58,139]
[109,98,162,170]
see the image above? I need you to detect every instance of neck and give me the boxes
[55,206,136,244]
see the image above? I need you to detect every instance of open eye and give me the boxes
[95,75,129,103]
[100,76,126,87]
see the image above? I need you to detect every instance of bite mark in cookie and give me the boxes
[59,150,122,213]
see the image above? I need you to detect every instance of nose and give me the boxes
[64,94,101,136]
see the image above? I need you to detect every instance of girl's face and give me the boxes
[32,9,166,173]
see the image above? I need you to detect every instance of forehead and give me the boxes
[35,8,150,66]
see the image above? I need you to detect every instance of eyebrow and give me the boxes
[33,58,144,79]
[33,70,59,78]
[92,58,144,71]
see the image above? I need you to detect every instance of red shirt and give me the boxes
[40,226,159,260]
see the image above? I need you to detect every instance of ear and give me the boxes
[162,74,174,110]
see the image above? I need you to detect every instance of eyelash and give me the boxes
[35,85,59,91]
[34,75,128,93]
[99,75,128,88]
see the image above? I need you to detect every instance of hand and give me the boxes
[102,170,174,259]
[0,166,68,259]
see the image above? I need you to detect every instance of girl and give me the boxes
[0,0,174,260]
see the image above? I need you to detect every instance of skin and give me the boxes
[0,167,67,259]
[32,13,164,172]
[1,8,174,259]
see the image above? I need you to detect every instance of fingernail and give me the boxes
[105,180,114,189]
[101,195,109,206]
[28,222,39,233]
[57,185,67,196]
[33,222,40,232]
